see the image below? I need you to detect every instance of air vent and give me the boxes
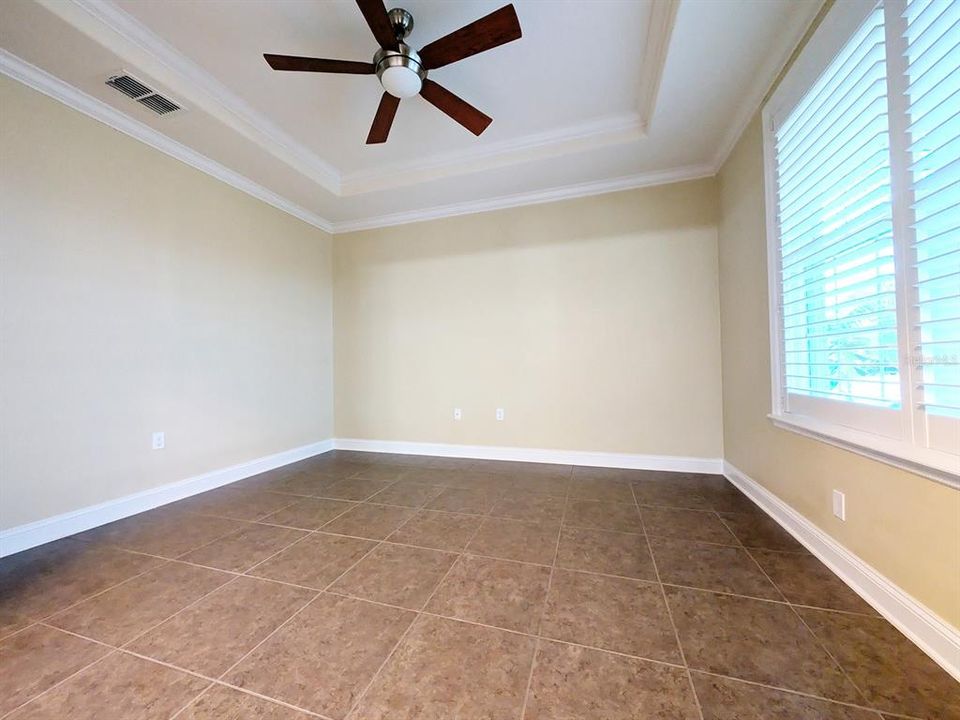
[105,74,182,116]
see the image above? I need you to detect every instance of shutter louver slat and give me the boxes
[906,0,960,420]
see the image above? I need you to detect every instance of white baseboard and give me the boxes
[0,439,334,557]
[723,461,960,682]
[333,438,723,474]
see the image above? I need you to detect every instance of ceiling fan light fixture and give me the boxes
[380,65,422,98]
[374,44,426,99]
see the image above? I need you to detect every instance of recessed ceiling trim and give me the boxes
[41,0,342,193]
[710,0,827,171]
[636,0,679,130]
[332,162,716,234]
[37,0,677,199]
[0,49,335,233]
[340,111,645,195]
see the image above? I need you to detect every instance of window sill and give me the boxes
[768,413,959,489]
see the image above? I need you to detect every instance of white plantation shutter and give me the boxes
[904,0,960,444]
[764,0,959,482]
[772,4,903,433]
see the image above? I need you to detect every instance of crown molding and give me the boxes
[331,163,715,233]
[44,0,342,193]
[711,0,827,172]
[0,49,335,234]
[340,111,646,195]
[637,0,679,130]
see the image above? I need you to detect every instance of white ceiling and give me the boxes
[0,0,821,232]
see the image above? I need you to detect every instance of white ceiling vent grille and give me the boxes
[105,74,181,116]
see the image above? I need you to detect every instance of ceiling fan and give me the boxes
[263,0,522,144]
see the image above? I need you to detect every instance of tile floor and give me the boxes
[1,452,956,719]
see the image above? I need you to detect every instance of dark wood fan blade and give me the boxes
[367,92,401,144]
[419,79,492,136]
[418,4,521,70]
[264,54,375,74]
[356,0,399,50]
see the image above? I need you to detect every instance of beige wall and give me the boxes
[0,76,334,530]
[334,179,724,459]
[717,116,960,627]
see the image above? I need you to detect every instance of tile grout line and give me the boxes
[340,508,491,719]
[0,631,120,719]
[714,510,879,713]
[210,529,386,685]
[517,469,571,720]
[631,482,706,720]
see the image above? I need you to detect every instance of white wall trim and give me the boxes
[723,460,960,683]
[636,0,679,130]
[332,163,716,233]
[333,438,723,474]
[0,440,334,558]
[711,0,827,171]
[0,50,335,234]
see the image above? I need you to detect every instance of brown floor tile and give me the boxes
[650,537,781,599]
[426,554,551,633]
[6,651,208,720]
[249,532,376,589]
[348,614,535,720]
[556,526,657,580]
[572,466,645,483]
[525,640,700,720]
[263,471,339,497]
[387,509,483,551]
[426,487,503,515]
[177,684,312,719]
[664,586,862,703]
[330,544,457,609]
[718,511,808,551]
[749,549,879,615]
[78,507,248,558]
[466,517,560,565]
[632,480,712,510]
[226,593,415,718]
[0,539,161,620]
[564,499,644,533]
[0,611,32,640]
[321,477,395,501]
[321,503,417,540]
[541,570,681,662]
[178,523,306,573]
[351,464,413,482]
[696,485,760,513]
[127,576,315,677]
[568,477,636,503]
[489,491,566,523]
[47,562,232,645]
[505,474,571,497]
[259,497,355,530]
[797,607,960,719]
[640,507,738,545]
[367,481,445,508]
[691,673,883,720]
[0,624,110,715]
[181,488,296,521]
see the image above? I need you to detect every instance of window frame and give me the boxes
[762,0,959,487]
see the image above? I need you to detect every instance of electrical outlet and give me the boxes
[496,408,505,421]
[832,490,846,521]
[453,408,462,421]
[152,431,165,450]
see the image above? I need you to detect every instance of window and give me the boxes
[764,0,959,484]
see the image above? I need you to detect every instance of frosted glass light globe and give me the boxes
[381,65,422,98]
